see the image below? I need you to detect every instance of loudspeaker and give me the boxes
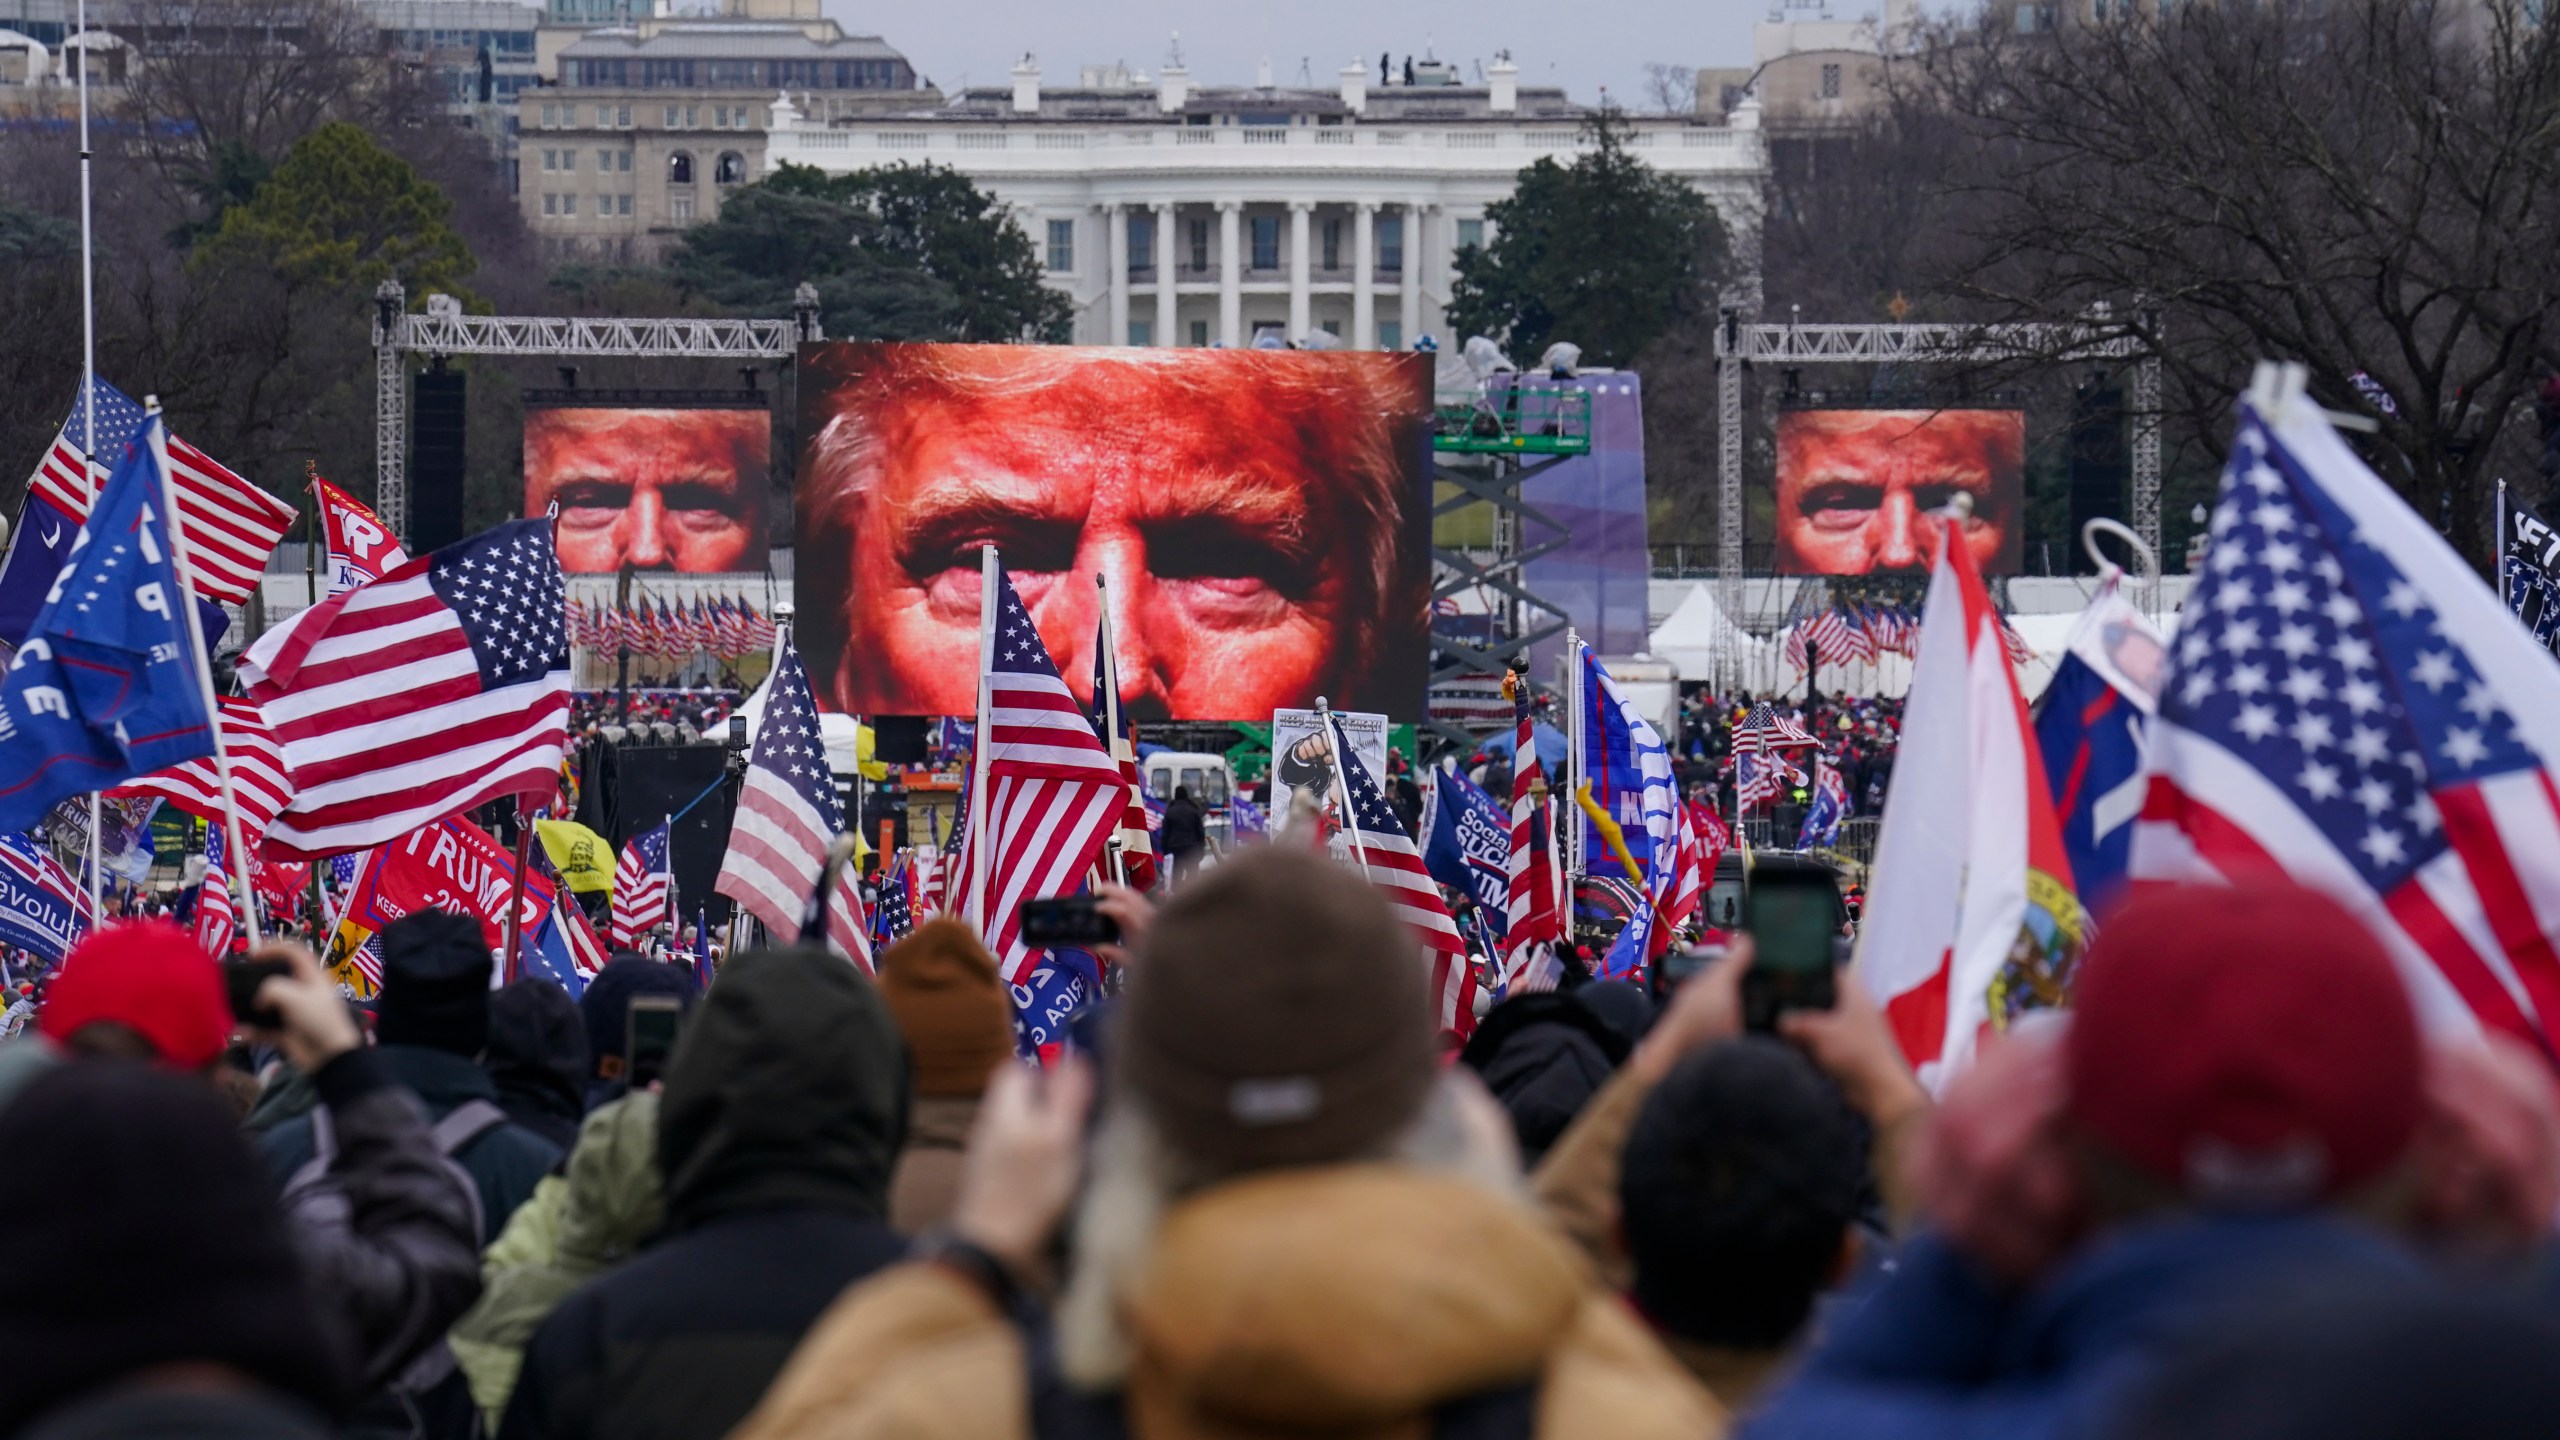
[2067,379,2129,573]
[587,743,736,928]
[412,368,468,554]
[871,716,928,765]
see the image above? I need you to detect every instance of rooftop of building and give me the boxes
[557,18,907,60]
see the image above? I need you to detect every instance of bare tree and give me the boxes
[1641,62,1698,115]
[1902,0,2560,561]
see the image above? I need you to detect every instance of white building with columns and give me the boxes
[762,56,1766,349]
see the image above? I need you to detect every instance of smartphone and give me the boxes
[1651,940,1724,1003]
[1741,863,1843,1031]
[626,994,684,1089]
[1020,896,1120,948]
[225,959,292,1030]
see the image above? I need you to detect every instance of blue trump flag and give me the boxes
[2031,584,2165,916]
[0,833,89,961]
[1423,765,1511,938]
[0,416,216,833]
[1012,944,1099,1060]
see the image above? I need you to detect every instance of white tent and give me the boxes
[1647,582,1763,682]
[734,670,869,776]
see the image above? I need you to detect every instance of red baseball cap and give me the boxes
[38,921,233,1070]
[2066,881,2423,1208]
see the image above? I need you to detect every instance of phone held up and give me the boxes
[225,959,293,1030]
[1739,857,1849,1033]
[626,994,684,1089]
[1019,895,1120,949]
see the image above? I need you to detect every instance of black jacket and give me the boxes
[1160,795,1206,855]
[499,947,912,1440]
[262,1045,564,1246]
[1459,992,1635,1166]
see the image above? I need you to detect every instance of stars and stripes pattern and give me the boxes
[713,629,870,970]
[238,519,571,859]
[109,697,292,851]
[2132,391,2560,1062]
[555,893,612,980]
[610,820,673,948]
[30,381,294,605]
[0,833,92,960]
[1503,674,1563,993]
[195,825,237,960]
[952,559,1127,985]
[1328,712,1474,1035]
[1734,701,1823,752]
[1091,626,1159,891]
[872,859,914,946]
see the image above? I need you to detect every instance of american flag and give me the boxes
[953,557,1126,984]
[912,802,952,916]
[610,820,673,947]
[29,380,294,605]
[873,858,914,945]
[554,891,612,981]
[2134,394,2560,1058]
[1834,605,1879,664]
[237,518,572,860]
[1090,617,1158,890]
[1328,712,1474,1034]
[1803,605,1852,669]
[196,825,237,959]
[1734,702,1822,753]
[713,630,870,970]
[1735,747,1807,812]
[1503,673,1563,992]
[108,697,292,851]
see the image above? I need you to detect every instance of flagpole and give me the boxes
[143,404,260,947]
[2497,477,2509,586]
[1563,629,1584,879]
[75,0,100,918]
[965,545,997,934]
[1096,571,1127,886]
[1316,697,1372,877]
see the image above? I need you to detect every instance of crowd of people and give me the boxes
[7,841,2560,1440]
[568,690,744,750]
[1675,692,1905,818]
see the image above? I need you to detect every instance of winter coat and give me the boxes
[888,1092,977,1235]
[1159,796,1206,856]
[1460,993,1634,1166]
[486,979,592,1152]
[454,1091,664,1430]
[729,1165,1725,1440]
[1745,1214,2427,1440]
[262,1045,564,1245]
[18,1386,336,1440]
[497,948,911,1440]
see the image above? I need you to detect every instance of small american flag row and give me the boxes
[238,518,573,861]
[29,380,295,605]
[108,697,291,851]
[712,629,870,970]
[564,595,777,660]
[610,820,673,948]
[951,556,1126,985]
[1328,712,1475,1037]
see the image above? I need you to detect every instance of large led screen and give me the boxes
[1773,408,2026,575]
[795,343,1435,722]
[522,405,771,573]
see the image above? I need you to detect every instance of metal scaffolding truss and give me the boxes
[1426,451,1575,751]
[369,279,821,545]
[1710,310,2165,688]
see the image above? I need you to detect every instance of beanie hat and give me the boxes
[38,921,230,1069]
[0,1063,351,1431]
[1118,846,1436,1176]
[877,919,1014,1097]
[2067,882,2422,1209]
[578,953,697,1073]
[373,910,493,1057]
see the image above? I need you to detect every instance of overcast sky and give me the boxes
[825,0,1889,109]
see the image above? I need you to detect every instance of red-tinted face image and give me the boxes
[796,345,1433,721]
[523,408,769,573]
[1773,409,2025,575]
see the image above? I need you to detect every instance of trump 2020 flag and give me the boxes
[0,415,216,833]
[2032,575,2167,916]
[1860,513,2087,1091]
[1423,764,1510,938]
[2134,370,2560,1060]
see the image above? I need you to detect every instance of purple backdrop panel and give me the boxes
[1517,373,1650,675]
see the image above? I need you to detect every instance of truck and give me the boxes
[1142,751,1235,848]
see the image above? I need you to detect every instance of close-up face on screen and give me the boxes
[1772,408,2026,576]
[793,343,1434,722]
[522,406,771,574]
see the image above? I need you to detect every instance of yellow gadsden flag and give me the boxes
[535,819,615,895]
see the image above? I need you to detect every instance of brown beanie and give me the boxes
[1117,846,1436,1176]
[877,919,1016,1097]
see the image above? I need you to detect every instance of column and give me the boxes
[1287,199,1313,340]
[1399,201,1424,350]
[1153,201,1177,346]
[1352,202,1376,349]
[1217,200,1243,347]
[1105,203,1129,346]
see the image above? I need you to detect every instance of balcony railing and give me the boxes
[767,123,1761,165]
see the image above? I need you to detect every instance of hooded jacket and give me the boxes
[497,948,910,1440]
[1460,993,1634,1166]
[729,1166,1723,1440]
[486,979,592,1152]
[453,1091,664,1429]
[262,1045,564,1244]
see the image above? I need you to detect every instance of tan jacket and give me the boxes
[888,1093,979,1234]
[730,1165,1725,1440]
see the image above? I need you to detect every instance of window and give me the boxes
[672,194,695,221]
[1378,320,1402,350]
[1322,218,1341,270]
[1250,216,1279,270]
[1128,319,1152,346]
[541,148,556,171]
[664,105,681,128]
[542,192,557,215]
[714,151,746,185]
[684,105,699,129]
[1455,218,1484,252]
[618,151,632,173]
[1188,218,1209,271]
[668,151,694,184]
[1321,320,1341,336]
[1046,218,1075,273]
[1189,319,1210,347]
[1127,213,1153,272]
[596,148,612,170]
[561,149,576,172]
[1378,216,1404,273]
[561,194,576,216]
[615,103,631,127]
[617,193,633,216]
[1819,62,1842,99]
[540,102,557,128]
